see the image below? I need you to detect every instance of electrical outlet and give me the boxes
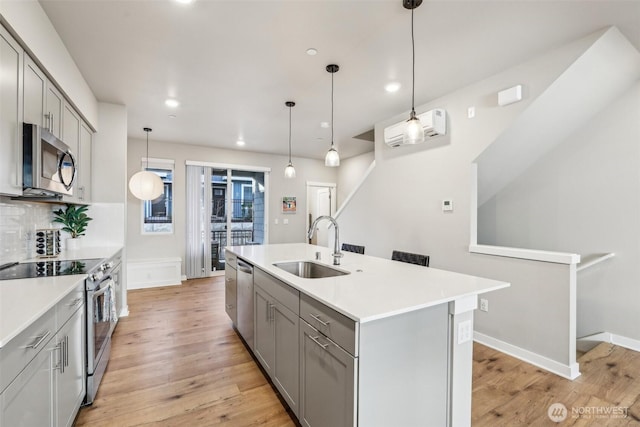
[458,320,472,344]
[480,298,489,312]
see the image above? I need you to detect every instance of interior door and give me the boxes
[314,189,331,247]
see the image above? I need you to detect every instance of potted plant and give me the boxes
[53,204,93,250]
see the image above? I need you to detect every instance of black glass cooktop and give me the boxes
[0,258,103,281]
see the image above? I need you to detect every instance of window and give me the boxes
[142,159,174,234]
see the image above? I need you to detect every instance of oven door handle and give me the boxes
[93,279,114,298]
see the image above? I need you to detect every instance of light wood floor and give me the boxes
[75,277,640,426]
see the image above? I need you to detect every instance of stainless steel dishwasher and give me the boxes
[236,259,254,350]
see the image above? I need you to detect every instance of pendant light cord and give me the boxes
[288,105,292,162]
[411,5,416,114]
[145,129,150,170]
[331,71,335,148]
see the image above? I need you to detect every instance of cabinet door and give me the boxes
[299,321,357,427]
[0,341,55,427]
[253,285,274,374]
[0,25,23,196]
[62,104,80,203]
[273,302,299,416]
[78,121,92,202]
[46,84,63,139]
[56,306,85,427]
[23,55,45,127]
[225,265,237,326]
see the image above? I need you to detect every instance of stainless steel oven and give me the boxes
[84,250,121,404]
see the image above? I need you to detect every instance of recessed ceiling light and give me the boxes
[306,48,318,56]
[175,0,194,4]
[168,114,177,119]
[385,82,401,93]
[236,140,245,147]
[165,99,180,108]
[320,122,329,128]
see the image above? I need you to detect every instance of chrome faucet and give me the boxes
[307,215,343,265]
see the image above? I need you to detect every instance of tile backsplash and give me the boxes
[0,199,55,265]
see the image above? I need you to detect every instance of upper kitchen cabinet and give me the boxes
[78,121,92,203]
[23,55,64,139]
[0,25,23,196]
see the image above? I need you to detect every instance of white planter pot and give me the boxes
[66,238,81,251]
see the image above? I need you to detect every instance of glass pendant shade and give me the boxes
[129,170,164,200]
[284,162,296,179]
[325,146,340,167]
[403,112,425,144]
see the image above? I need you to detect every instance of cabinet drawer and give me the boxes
[254,268,299,315]
[300,293,357,356]
[56,281,85,326]
[225,252,237,269]
[0,306,56,393]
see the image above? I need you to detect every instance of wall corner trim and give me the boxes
[469,244,580,264]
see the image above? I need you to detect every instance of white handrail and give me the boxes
[577,253,615,272]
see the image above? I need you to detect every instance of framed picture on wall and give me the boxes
[282,196,297,214]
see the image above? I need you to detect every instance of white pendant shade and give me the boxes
[129,170,164,200]
[284,162,296,179]
[325,146,340,167]
[403,116,425,144]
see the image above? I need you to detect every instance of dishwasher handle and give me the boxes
[237,260,253,274]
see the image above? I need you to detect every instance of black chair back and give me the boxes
[391,250,429,267]
[341,243,365,254]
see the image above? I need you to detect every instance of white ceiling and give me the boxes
[39,0,640,161]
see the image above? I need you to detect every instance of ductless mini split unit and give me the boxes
[383,108,447,148]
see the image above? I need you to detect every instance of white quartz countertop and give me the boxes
[227,243,510,323]
[0,246,123,348]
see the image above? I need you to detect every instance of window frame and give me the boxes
[140,158,175,235]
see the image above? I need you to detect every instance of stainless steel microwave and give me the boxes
[23,123,77,197]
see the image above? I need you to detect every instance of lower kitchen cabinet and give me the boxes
[56,306,86,427]
[299,321,357,427]
[0,286,86,427]
[224,264,237,326]
[253,281,300,417]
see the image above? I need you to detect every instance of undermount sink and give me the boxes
[273,261,350,279]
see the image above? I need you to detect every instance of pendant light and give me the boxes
[284,101,296,179]
[402,0,425,145]
[128,127,164,200]
[325,64,340,167]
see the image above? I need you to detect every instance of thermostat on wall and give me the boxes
[442,199,453,212]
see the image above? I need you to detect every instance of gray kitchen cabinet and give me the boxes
[23,55,63,138]
[0,283,86,427]
[0,24,23,196]
[56,304,86,427]
[225,264,237,326]
[62,104,80,203]
[23,54,46,128]
[0,335,56,427]
[299,320,357,427]
[253,269,300,417]
[77,121,93,202]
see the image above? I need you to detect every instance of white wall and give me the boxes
[126,139,338,275]
[0,1,98,129]
[336,30,616,376]
[337,151,374,207]
[479,82,640,341]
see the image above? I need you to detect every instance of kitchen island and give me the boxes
[226,243,510,427]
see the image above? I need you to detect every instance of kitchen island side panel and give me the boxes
[358,303,449,427]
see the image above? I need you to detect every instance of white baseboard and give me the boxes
[578,331,640,353]
[474,332,580,380]
[127,257,182,290]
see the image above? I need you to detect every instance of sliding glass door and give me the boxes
[186,164,268,278]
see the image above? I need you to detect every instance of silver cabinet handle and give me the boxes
[25,331,51,349]
[266,300,270,322]
[309,313,330,326]
[226,277,233,282]
[226,304,233,309]
[310,335,329,350]
[53,341,63,371]
[270,303,275,323]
